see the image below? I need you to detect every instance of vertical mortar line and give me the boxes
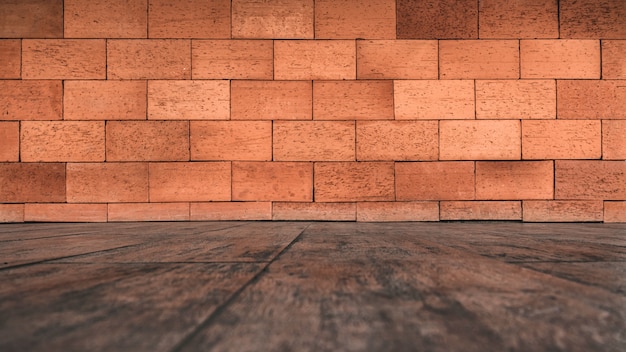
[599,39,603,79]
[518,39,521,80]
[557,0,561,39]
[476,0,480,38]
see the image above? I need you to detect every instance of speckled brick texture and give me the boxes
[0,0,624,222]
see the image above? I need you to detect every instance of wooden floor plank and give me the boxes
[522,261,626,295]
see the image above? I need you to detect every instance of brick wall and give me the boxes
[1,0,625,223]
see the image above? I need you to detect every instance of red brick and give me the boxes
[0,40,20,78]
[522,120,601,159]
[523,201,604,222]
[108,203,190,222]
[0,122,19,162]
[192,40,273,79]
[556,160,626,200]
[603,120,626,160]
[0,80,62,121]
[440,201,522,221]
[313,80,393,120]
[356,121,438,161]
[557,80,626,119]
[273,121,355,161]
[21,121,105,162]
[107,40,191,79]
[0,204,24,223]
[148,80,229,120]
[356,40,438,79]
[24,204,108,222]
[149,162,231,202]
[357,202,438,222]
[602,41,626,79]
[440,120,521,160]
[476,161,554,200]
[64,0,147,38]
[479,0,558,39]
[106,121,189,161]
[190,121,272,161]
[273,202,356,221]
[315,0,395,39]
[0,0,62,38]
[604,202,626,223]
[396,162,475,201]
[231,81,312,120]
[191,202,272,221]
[149,0,230,38]
[232,0,313,39]
[397,0,478,39]
[560,0,626,39]
[0,163,65,203]
[314,162,395,202]
[22,40,105,79]
[64,80,147,120]
[440,40,519,79]
[66,162,148,203]
[475,80,556,119]
[274,40,356,80]
[394,80,475,119]
[232,162,313,201]
[521,40,600,79]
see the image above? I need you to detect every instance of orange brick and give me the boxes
[24,204,108,222]
[476,161,554,200]
[475,80,556,119]
[107,40,191,79]
[232,0,313,39]
[356,40,438,79]
[191,202,272,221]
[397,0,478,39]
[396,162,475,200]
[0,163,65,203]
[149,162,231,202]
[315,0,395,39]
[602,41,626,79]
[106,121,189,161]
[148,81,229,120]
[556,160,626,200]
[231,81,312,120]
[314,162,395,202]
[273,202,356,221]
[0,204,24,223]
[148,0,230,38]
[0,0,62,38]
[66,162,148,203]
[560,0,626,39]
[273,121,355,161]
[64,0,147,38]
[521,40,600,79]
[22,40,105,79]
[440,120,521,160]
[440,40,519,79]
[313,80,393,120]
[0,80,62,120]
[108,203,190,222]
[603,120,626,160]
[523,201,604,222]
[522,120,601,159]
[232,162,313,201]
[604,202,626,223]
[21,121,105,162]
[0,122,19,162]
[64,80,147,120]
[0,40,20,78]
[192,40,273,79]
[479,0,558,39]
[190,121,272,161]
[394,80,475,119]
[557,80,626,119]
[357,202,439,222]
[440,201,522,221]
[356,121,438,161]
[274,40,356,80]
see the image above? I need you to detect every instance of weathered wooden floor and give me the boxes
[1,222,625,352]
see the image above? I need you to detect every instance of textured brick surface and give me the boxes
[0,204,24,223]
[22,40,106,79]
[357,40,438,79]
[357,202,439,222]
[476,80,556,119]
[0,0,63,38]
[397,0,478,39]
[357,121,438,161]
[440,120,521,160]
[314,81,393,120]
[0,122,19,162]
[148,80,229,120]
[192,40,273,79]
[0,163,65,203]
[64,0,147,38]
[479,0,558,39]
[273,202,356,221]
[107,40,191,79]
[274,40,356,80]
[232,162,313,201]
[231,81,312,120]
[190,121,272,161]
[520,40,600,79]
[24,204,108,222]
[315,0,395,39]
[148,0,230,38]
[66,163,148,203]
[396,162,475,201]
[108,203,190,222]
[440,201,522,221]
[149,162,231,202]
[522,120,601,159]
[106,121,189,161]
[557,80,626,119]
[560,0,626,39]
[394,80,475,119]
[439,40,519,79]
[314,162,395,202]
[191,202,272,221]
[602,41,626,79]
[523,201,604,222]
[273,121,355,161]
[0,81,62,121]
[604,202,626,223]
[556,161,626,200]
[476,161,554,200]
[0,40,20,79]
[64,81,147,120]
[21,121,105,162]
[602,120,626,160]
[232,0,313,39]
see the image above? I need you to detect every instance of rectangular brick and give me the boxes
[315,0,395,39]
[523,201,604,222]
[476,80,556,119]
[0,163,65,203]
[66,162,148,203]
[22,40,105,79]
[232,0,313,39]
[357,202,439,222]
[476,161,554,200]
[0,80,62,121]
[603,120,626,160]
[232,162,313,201]
[479,0,558,39]
[273,202,356,221]
[64,0,147,38]
[397,0,478,39]
[106,121,189,161]
[557,80,626,119]
[148,0,230,38]
[604,202,626,223]
[356,40,438,79]
[191,202,272,221]
[24,204,108,222]
[520,40,600,79]
[560,0,626,39]
[314,162,395,202]
[439,40,519,79]
[149,162,231,202]
[64,80,147,120]
[556,160,626,200]
[440,201,522,221]
[394,80,475,119]
[0,122,19,162]
[231,81,312,120]
[0,204,24,223]
[396,162,475,201]
[148,81,229,120]
[108,203,190,222]
[274,40,356,80]
[356,121,438,161]
[313,80,393,120]
[21,121,105,162]
[192,40,273,79]
[0,0,62,38]
[273,121,355,161]
[602,41,626,79]
[107,40,191,79]
[0,40,20,78]
[440,120,521,160]
[190,121,272,161]
[522,120,601,159]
